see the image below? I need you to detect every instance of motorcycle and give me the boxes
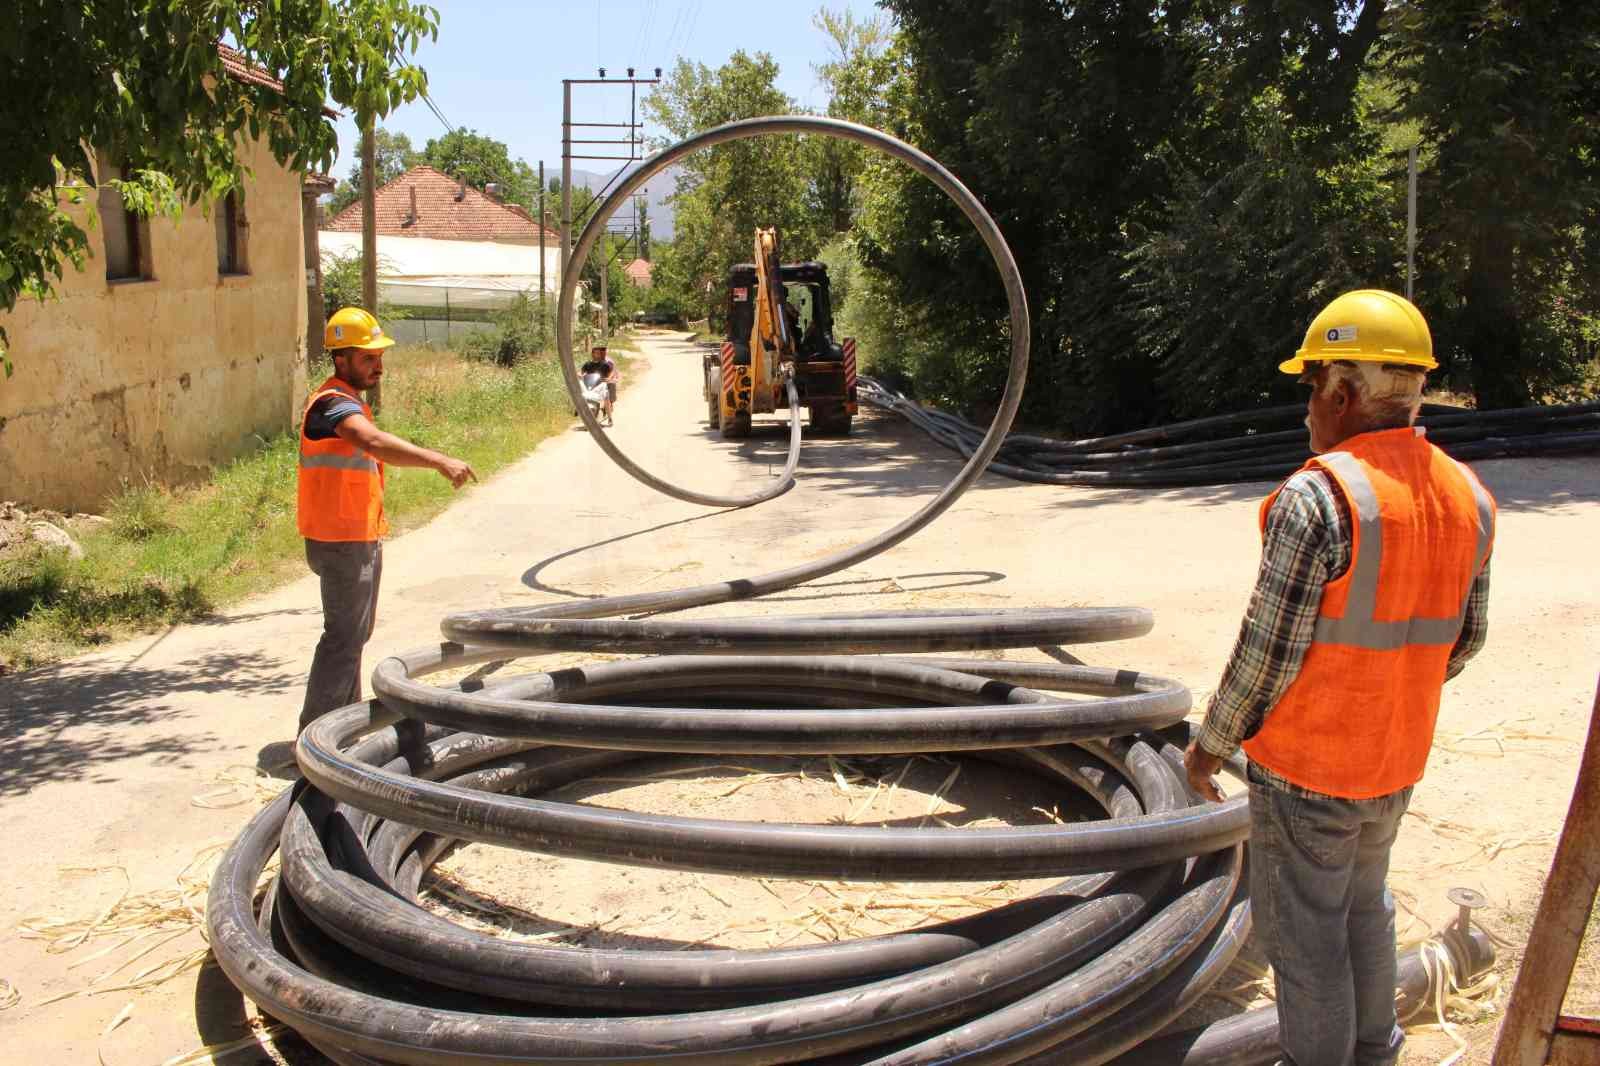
[579,370,612,427]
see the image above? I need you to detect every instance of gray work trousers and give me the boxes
[1248,769,1413,1066]
[300,539,382,733]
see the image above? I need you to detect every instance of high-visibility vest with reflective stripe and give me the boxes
[1242,427,1494,799]
[297,377,387,542]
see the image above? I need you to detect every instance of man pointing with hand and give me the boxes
[297,307,476,734]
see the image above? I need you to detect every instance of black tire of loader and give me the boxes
[810,404,852,436]
[720,410,752,438]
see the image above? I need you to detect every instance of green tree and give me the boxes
[328,127,419,215]
[0,0,440,372]
[857,1,1215,430]
[550,176,600,234]
[856,1,1406,432]
[1119,86,1402,420]
[637,201,653,262]
[810,6,895,234]
[419,128,538,209]
[1384,0,1600,407]
[644,51,819,323]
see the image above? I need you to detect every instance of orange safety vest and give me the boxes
[1242,427,1495,799]
[297,377,387,542]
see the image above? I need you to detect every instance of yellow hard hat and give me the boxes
[325,307,395,351]
[1280,289,1435,374]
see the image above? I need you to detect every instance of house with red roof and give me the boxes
[319,166,566,345]
[624,258,653,288]
[323,165,557,247]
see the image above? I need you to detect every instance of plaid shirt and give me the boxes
[1196,466,1491,798]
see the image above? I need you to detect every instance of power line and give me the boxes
[421,91,455,135]
[660,1,686,65]
[681,0,703,52]
[632,0,658,73]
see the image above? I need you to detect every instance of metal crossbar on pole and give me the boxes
[561,69,659,345]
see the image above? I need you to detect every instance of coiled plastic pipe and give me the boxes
[861,377,1600,488]
[206,116,1484,1065]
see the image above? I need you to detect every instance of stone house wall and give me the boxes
[0,138,309,512]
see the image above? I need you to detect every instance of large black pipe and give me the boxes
[862,377,1600,488]
[206,114,1352,1065]
[210,732,1252,1063]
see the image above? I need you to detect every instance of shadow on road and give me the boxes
[1471,455,1600,514]
[753,570,1006,604]
[521,502,1006,608]
[521,509,740,599]
[0,649,297,797]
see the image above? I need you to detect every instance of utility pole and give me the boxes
[560,80,572,304]
[562,66,660,350]
[1406,144,1418,301]
[361,117,380,411]
[599,240,610,339]
[538,160,546,352]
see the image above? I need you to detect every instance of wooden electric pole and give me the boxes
[361,117,381,411]
[538,160,546,353]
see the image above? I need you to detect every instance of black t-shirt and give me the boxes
[304,396,364,441]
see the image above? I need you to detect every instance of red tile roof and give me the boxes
[322,165,557,242]
[625,258,653,282]
[217,43,339,118]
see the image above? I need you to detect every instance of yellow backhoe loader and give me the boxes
[704,228,857,437]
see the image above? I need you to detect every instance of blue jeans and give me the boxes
[1248,769,1413,1066]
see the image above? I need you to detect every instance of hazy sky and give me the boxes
[328,0,871,183]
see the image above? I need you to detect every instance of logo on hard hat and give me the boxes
[333,325,344,340]
[1326,325,1357,342]
[372,326,383,337]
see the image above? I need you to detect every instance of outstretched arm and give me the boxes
[335,413,476,488]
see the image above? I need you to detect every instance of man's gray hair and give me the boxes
[1322,360,1426,429]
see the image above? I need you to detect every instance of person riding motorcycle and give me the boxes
[580,349,619,426]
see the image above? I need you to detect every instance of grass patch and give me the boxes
[105,476,175,540]
[0,345,590,673]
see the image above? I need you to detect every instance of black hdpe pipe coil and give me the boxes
[862,376,1600,488]
[207,115,1483,1064]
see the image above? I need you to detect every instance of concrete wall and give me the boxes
[0,138,309,512]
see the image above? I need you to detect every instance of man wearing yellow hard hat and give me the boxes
[297,307,476,735]
[1184,290,1495,1066]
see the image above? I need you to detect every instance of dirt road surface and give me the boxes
[1,330,1595,1063]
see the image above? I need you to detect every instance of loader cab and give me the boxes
[724,262,840,363]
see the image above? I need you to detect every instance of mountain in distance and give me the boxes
[566,161,680,244]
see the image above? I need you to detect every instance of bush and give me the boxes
[106,477,172,541]
[460,292,559,366]
[318,248,410,323]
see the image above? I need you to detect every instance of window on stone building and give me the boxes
[215,190,249,275]
[98,159,152,282]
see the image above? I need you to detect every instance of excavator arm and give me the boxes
[749,227,796,397]
[714,227,852,438]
